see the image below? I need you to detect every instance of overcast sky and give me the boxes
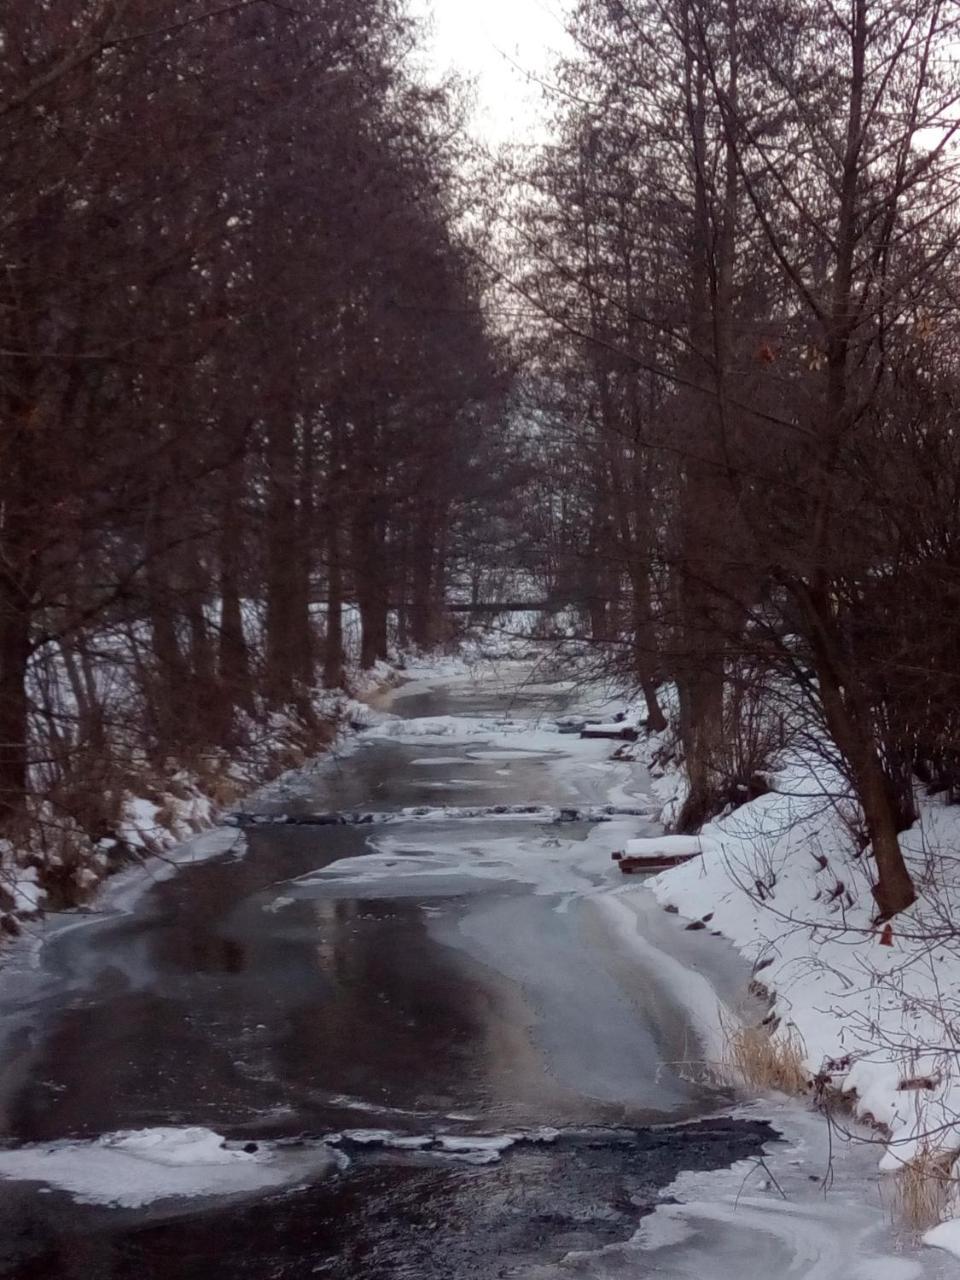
[410,0,572,146]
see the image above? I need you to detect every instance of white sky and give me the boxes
[410,0,573,147]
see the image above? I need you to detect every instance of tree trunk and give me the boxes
[674,5,736,827]
[353,500,389,670]
[265,413,299,706]
[0,577,32,825]
[358,583,388,668]
[294,416,316,692]
[322,408,346,688]
[323,521,346,689]
[146,545,189,754]
[820,661,917,918]
[218,474,253,720]
[641,678,667,734]
[632,568,667,732]
[410,505,437,650]
[799,582,916,917]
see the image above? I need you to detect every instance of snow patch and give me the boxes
[923,1217,960,1259]
[624,836,717,857]
[644,747,960,1183]
[324,1126,560,1165]
[0,1126,342,1208]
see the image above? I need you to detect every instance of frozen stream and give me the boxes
[0,663,947,1277]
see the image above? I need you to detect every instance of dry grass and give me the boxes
[887,1148,955,1231]
[276,744,307,771]
[197,769,246,808]
[724,1022,960,1235]
[723,1019,809,1094]
[153,797,180,831]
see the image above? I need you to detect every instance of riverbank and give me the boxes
[0,645,488,942]
[630,726,960,1256]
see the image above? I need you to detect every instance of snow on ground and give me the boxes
[0,860,42,916]
[0,1126,344,1208]
[533,1101,952,1280]
[632,740,960,1250]
[623,835,720,858]
[922,1219,960,1261]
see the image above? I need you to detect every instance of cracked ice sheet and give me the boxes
[525,1102,952,1279]
[363,716,651,812]
[291,815,659,903]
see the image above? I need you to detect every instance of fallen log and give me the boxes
[611,834,716,873]
[579,723,639,741]
[555,717,587,735]
[613,851,701,873]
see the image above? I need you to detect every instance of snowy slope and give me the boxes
[639,747,960,1248]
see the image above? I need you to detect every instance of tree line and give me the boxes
[0,0,505,882]
[6,0,958,924]
[507,0,960,918]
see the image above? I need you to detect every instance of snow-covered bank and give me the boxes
[532,1100,952,1279]
[0,648,469,941]
[0,639,563,963]
[0,690,371,939]
[634,738,960,1249]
